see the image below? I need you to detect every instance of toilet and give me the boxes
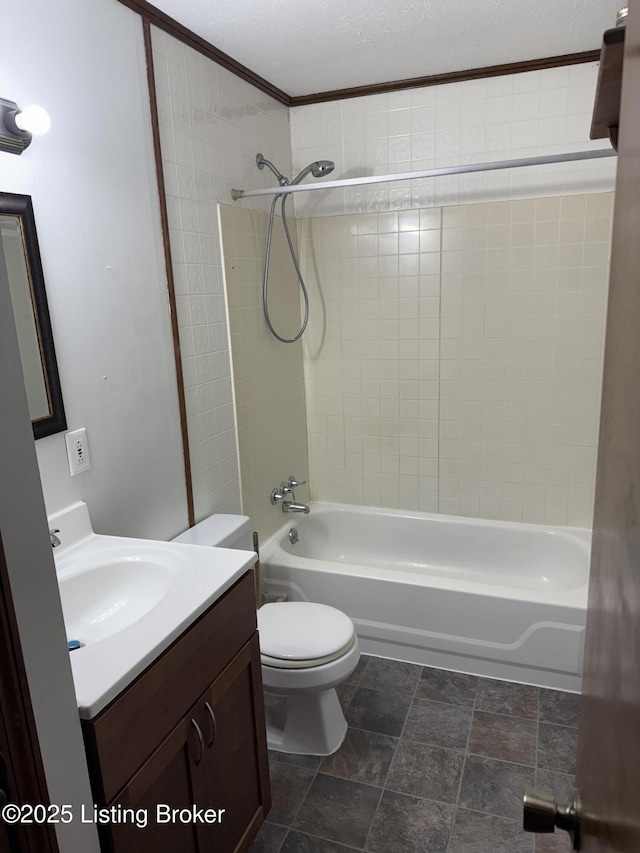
[172,514,359,756]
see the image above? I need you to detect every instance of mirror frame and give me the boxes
[0,192,66,439]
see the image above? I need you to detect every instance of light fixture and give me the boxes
[0,98,51,155]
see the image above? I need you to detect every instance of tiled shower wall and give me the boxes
[219,205,309,542]
[151,26,293,522]
[290,64,616,218]
[298,192,612,527]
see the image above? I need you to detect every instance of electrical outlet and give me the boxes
[65,428,91,476]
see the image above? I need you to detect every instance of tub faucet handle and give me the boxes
[286,475,306,489]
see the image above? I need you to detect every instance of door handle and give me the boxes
[523,788,581,850]
[204,702,217,748]
[189,719,204,766]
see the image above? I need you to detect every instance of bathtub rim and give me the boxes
[260,501,591,610]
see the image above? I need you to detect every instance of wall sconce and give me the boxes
[0,98,50,155]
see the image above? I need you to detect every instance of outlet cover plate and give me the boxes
[65,428,91,476]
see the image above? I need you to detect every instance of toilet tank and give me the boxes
[172,514,253,551]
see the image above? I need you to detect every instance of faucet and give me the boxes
[50,528,61,548]
[282,500,310,515]
[270,475,310,514]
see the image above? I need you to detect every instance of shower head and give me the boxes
[290,160,336,185]
[256,153,289,186]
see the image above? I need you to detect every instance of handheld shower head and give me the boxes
[256,153,289,186]
[290,160,336,185]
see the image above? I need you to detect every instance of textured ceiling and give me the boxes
[151,0,622,96]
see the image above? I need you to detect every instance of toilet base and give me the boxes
[264,687,348,756]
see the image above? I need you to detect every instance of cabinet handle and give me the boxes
[205,701,217,748]
[190,719,204,765]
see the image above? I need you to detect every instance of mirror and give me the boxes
[0,192,66,439]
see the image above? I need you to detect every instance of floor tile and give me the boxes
[293,774,381,848]
[269,763,317,825]
[344,654,370,686]
[458,754,535,820]
[538,690,580,728]
[534,832,574,852]
[336,682,356,712]
[270,750,322,771]
[448,809,533,852]
[403,698,472,750]
[346,687,412,737]
[359,656,423,696]
[535,769,576,803]
[415,667,478,706]
[281,830,361,852]
[366,790,454,853]
[251,821,288,852]
[320,727,398,787]
[469,710,537,764]
[385,738,464,803]
[476,679,539,719]
[537,724,578,774]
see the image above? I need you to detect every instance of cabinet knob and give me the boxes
[205,702,217,748]
[190,719,204,765]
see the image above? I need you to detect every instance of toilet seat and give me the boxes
[258,602,356,669]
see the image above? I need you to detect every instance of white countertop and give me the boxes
[50,503,256,719]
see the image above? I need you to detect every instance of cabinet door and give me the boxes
[191,635,270,852]
[105,713,202,853]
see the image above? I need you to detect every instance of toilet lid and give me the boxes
[257,602,355,664]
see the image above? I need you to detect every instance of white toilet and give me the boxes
[173,514,359,756]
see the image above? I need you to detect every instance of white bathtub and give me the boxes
[260,502,591,692]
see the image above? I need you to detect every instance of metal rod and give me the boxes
[231,148,616,200]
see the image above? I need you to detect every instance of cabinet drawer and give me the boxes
[82,571,256,803]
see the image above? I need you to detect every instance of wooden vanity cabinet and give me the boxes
[81,571,270,853]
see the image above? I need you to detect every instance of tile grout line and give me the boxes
[534,687,541,853]
[360,660,426,853]
[278,654,373,852]
[268,659,373,853]
[447,677,480,852]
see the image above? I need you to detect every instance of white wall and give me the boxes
[291,64,616,217]
[1,0,188,540]
[0,217,99,853]
[151,26,293,522]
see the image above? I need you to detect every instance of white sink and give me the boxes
[59,558,172,645]
[50,502,257,719]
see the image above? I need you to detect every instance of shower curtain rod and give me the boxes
[230,148,616,200]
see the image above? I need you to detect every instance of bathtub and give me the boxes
[259,502,591,692]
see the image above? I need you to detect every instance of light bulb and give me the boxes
[14,105,51,136]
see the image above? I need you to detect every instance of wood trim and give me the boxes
[0,535,58,853]
[142,20,195,527]
[0,193,67,441]
[120,0,290,106]
[290,50,602,106]
[117,0,600,109]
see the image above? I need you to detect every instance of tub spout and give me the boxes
[282,500,310,514]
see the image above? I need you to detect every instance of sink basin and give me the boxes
[59,558,172,645]
[50,501,257,719]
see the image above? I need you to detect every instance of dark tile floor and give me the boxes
[251,655,579,853]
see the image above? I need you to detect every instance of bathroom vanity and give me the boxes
[81,571,270,852]
[49,501,270,853]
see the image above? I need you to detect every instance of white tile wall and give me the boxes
[151,41,614,530]
[299,209,443,511]
[298,192,612,527]
[290,65,616,218]
[220,204,309,542]
[151,27,293,521]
